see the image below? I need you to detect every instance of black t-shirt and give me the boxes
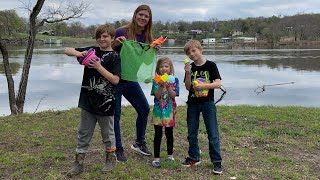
[184,60,221,104]
[75,46,121,115]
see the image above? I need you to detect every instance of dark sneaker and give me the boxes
[115,147,127,162]
[152,160,161,168]
[213,162,223,174]
[181,157,201,167]
[66,153,85,177]
[130,143,152,156]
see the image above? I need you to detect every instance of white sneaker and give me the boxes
[167,156,175,161]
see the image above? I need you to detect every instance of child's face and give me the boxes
[159,62,171,75]
[186,47,203,62]
[96,32,112,49]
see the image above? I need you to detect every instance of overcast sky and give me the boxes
[1,0,319,26]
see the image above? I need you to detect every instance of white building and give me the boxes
[233,37,257,43]
[201,38,216,45]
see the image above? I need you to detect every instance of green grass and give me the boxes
[0,106,319,179]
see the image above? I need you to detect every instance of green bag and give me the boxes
[120,40,156,82]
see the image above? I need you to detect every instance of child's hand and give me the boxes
[87,58,101,69]
[184,64,191,74]
[77,51,87,58]
[164,82,171,89]
[158,80,165,88]
[193,82,206,90]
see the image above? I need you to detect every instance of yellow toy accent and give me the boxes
[192,80,198,86]
[160,73,169,82]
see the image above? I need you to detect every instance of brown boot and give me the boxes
[66,153,85,177]
[101,152,115,172]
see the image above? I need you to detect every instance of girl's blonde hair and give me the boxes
[155,57,175,76]
[124,4,153,44]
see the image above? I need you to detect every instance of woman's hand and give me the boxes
[112,36,126,47]
[152,42,162,50]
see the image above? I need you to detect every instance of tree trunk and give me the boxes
[0,40,19,114]
[2,0,87,115]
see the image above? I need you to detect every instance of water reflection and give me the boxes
[0,62,21,75]
[1,47,320,116]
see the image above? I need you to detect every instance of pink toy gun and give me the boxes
[78,48,98,65]
[151,36,167,47]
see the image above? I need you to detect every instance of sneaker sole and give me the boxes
[116,158,127,163]
[181,161,201,167]
[130,144,152,156]
[212,170,223,174]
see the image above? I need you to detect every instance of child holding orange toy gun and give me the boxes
[150,57,179,168]
[182,40,223,175]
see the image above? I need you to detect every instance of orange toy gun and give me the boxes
[151,36,167,47]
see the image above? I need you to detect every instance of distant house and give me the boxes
[188,29,203,35]
[218,37,232,43]
[232,30,243,36]
[201,38,216,45]
[161,29,175,34]
[233,37,257,43]
[44,38,62,44]
[38,30,55,36]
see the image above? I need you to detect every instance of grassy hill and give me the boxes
[0,106,319,179]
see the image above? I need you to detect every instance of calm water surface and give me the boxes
[1,45,320,116]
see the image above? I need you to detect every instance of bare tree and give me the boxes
[0,0,89,114]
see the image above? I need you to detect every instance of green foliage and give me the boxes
[0,10,24,37]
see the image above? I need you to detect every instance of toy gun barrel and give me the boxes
[151,36,167,47]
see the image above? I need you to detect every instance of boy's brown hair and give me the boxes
[95,24,115,39]
[183,39,203,54]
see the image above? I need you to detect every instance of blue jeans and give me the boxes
[187,101,222,162]
[114,81,150,148]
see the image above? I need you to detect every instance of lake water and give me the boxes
[1,45,320,116]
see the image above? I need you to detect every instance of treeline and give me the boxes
[1,9,320,43]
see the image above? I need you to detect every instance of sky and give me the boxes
[1,0,319,26]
